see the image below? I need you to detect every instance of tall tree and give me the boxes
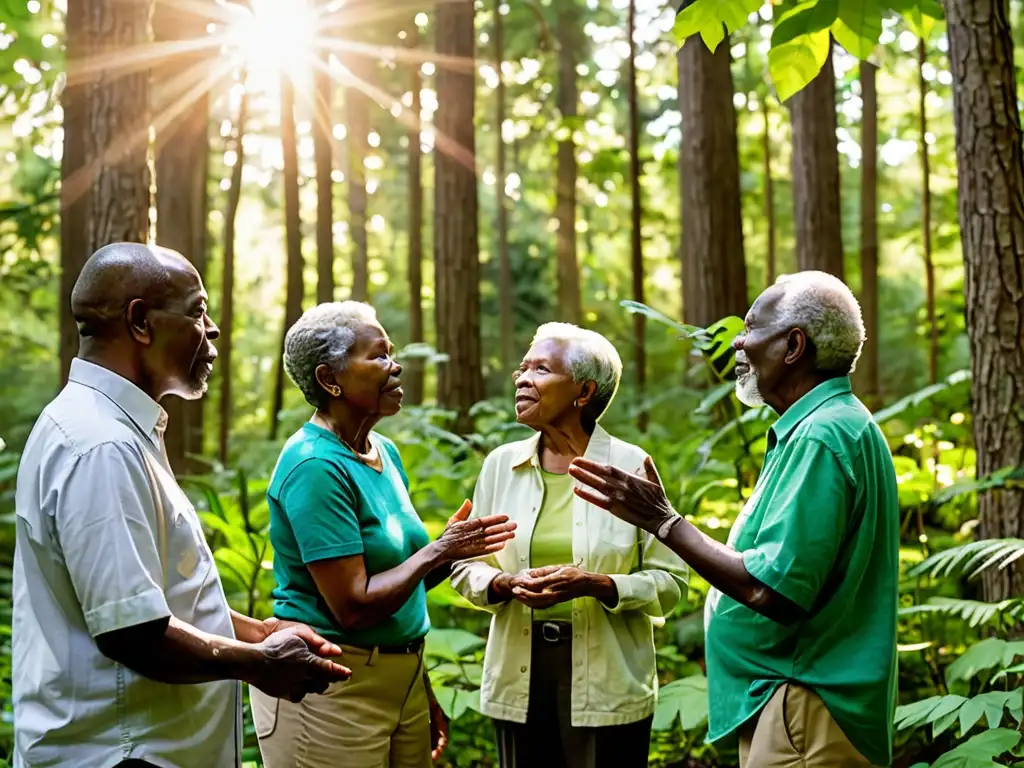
[858,60,880,408]
[60,0,152,379]
[346,60,371,302]
[762,96,777,287]
[946,0,1024,600]
[434,0,484,429]
[495,0,514,380]
[628,0,646,431]
[314,50,335,304]
[219,83,248,466]
[153,1,209,474]
[677,34,748,327]
[554,3,582,324]
[789,46,843,279]
[270,74,305,439]
[919,36,938,384]
[406,26,425,406]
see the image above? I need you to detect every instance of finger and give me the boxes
[573,484,613,510]
[315,658,353,681]
[526,572,572,589]
[526,565,565,579]
[447,499,472,526]
[470,513,511,529]
[482,530,517,545]
[480,521,518,537]
[286,624,328,648]
[567,464,615,495]
[318,641,343,657]
[570,457,628,481]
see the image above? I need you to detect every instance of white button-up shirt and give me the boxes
[13,359,240,768]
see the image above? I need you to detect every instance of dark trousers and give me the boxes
[492,629,652,768]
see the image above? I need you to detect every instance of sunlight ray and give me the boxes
[315,0,467,34]
[313,37,480,74]
[66,36,231,87]
[311,56,476,176]
[62,57,236,213]
[166,0,241,25]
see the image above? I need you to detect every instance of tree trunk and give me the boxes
[495,0,514,380]
[406,27,425,406]
[315,51,335,304]
[153,1,208,475]
[762,96,776,287]
[219,84,248,466]
[919,37,938,384]
[677,37,748,328]
[434,0,484,429]
[628,0,646,431]
[270,74,305,440]
[789,45,844,279]
[946,0,1024,601]
[858,60,880,408]
[60,0,151,381]
[555,4,582,325]
[346,60,371,302]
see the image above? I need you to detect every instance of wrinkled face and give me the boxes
[732,288,792,407]
[133,263,219,401]
[513,339,588,428]
[331,321,403,416]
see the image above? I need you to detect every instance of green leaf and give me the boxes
[945,638,1024,686]
[958,695,987,735]
[831,0,883,58]
[694,316,745,381]
[931,728,1022,768]
[652,675,709,732]
[768,28,831,102]
[673,0,762,51]
[425,628,485,662]
[771,0,839,48]
[620,300,705,338]
[431,684,473,720]
[889,0,944,38]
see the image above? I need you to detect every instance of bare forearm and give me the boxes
[231,610,267,644]
[336,543,446,630]
[425,562,454,592]
[662,520,804,624]
[98,616,265,686]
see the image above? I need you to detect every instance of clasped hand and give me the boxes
[498,565,602,609]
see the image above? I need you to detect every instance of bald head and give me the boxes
[71,242,197,339]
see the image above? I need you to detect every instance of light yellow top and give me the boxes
[529,470,576,622]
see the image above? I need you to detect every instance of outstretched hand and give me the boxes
[436,500,517,562]
[568,456,677,535]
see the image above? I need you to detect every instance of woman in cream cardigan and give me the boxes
[452,323,688,768]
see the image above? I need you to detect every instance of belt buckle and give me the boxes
[541,622,563,643]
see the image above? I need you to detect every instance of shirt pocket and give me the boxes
[162,499,213,622]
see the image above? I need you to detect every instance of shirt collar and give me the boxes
[510,422,612,469]
[769,376,852,445]
[67,358,167,443]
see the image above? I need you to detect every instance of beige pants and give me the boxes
[250,644,431,768]
[738,684,873,768]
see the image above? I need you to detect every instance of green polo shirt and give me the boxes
[267,423,431,647]
[704,378,899,766]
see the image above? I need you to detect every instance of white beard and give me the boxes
[735,369,765,407]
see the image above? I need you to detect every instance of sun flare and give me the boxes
[224,0,318,91]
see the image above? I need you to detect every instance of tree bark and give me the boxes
[60,0,151,382]
[315,51,335,304]
[677,37,748,328]
[945,0,1024,601]
[555,4,582,325]
[789,45,844,279]
[495,0,514,380]
[762,96,776,287]
[858,60,880,408]
[219,84,248,466]
[628,0,646,431]
[919,37,938,384]
[153,0,208,475]
[270,74,305,440]
[346,60,371,302]
[406,27,425,406]
[434,0,484,429]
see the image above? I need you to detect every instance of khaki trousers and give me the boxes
[738,684,873,768]
[250,644,430,768]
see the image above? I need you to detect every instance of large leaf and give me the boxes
[768,28,831,102]
[652,675,709,731]
[431,684,477,721]
[694,316,745,381]
[899,596,1024,628]
[672,0,763,51]
[910,538,1024,580]
[888,0,944,37]
[831,0,884,58]
[620,300,705,339]
[771,0,838,48]
[425,628,486,662]
[872,369,970,424]
[930,728,1022,768]
[945,638,1024,686]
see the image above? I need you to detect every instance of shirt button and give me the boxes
[575,521,583,527]
[520,556,527,562]
[523,628,530,636]
[520,665,528,673]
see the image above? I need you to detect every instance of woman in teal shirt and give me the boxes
[250,301,516,768]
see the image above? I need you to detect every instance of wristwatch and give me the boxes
[656,514,682,541]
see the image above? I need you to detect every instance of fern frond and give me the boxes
[908,538,1024,580]
[899,597,1024,628]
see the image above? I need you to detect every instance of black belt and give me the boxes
[349,636,425,655]
[534,621,572,643]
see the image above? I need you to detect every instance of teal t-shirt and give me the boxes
[268,422,431,647]
[704,378,899,767]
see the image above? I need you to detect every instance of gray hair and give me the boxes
[283,301,379,408]
[530,322,623,423]
[774,271,866,375]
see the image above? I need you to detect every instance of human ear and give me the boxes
[126,299,152,344]
[578,380,598,407]
[784,329,807,365]
[315,363,342,398]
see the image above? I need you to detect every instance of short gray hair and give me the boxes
[774,271,866,375]
[284,301,379,408]
[530,322,623,422]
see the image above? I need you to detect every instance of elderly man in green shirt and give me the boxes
[569,271,899,767]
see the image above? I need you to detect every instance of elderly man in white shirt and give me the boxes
[13,243,350,768]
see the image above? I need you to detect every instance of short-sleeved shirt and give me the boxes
[268,422,431,647]
[13,359,240,768]
[704,377,899,767]
[530,470,576,622]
